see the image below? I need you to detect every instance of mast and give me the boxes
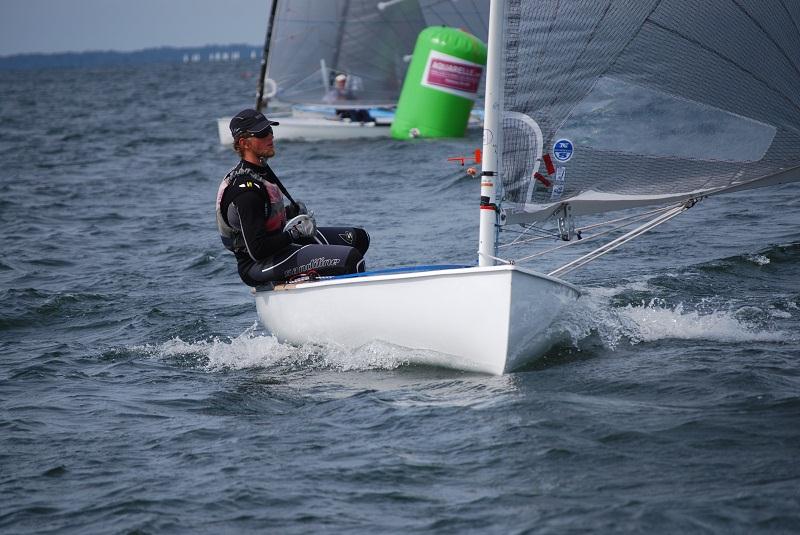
[478,0,505,267]
[255,0,280,112]
[330,0,352,82]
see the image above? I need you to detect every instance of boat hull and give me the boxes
[217,107,481,144]
[254,265,580,375]
[217,115,391,144]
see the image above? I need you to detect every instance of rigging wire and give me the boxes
[491,201,696,272]
[498,224,560,244]
[478,250,514,265]
[512,208,673,264]
[498,203,680,249]
[547,200,696,278]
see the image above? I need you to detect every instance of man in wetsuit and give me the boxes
[216,108,369,286]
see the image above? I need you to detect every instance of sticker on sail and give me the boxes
[553,139,574,162]
[550,168,566,201]
[421,50,484,100]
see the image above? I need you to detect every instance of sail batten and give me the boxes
[500,0,800,222]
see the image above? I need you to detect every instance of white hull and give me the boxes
[254,265,581,375]
[217,115,392,144]
[217,109,481,144]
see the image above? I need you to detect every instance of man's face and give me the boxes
[245,132,275,159]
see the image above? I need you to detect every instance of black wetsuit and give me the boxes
[217,160,369,286]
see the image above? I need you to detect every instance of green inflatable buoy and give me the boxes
[391,26,487,140]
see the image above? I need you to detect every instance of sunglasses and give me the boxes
[235,126,273,140]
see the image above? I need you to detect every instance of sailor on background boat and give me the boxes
[324,73,373,123]
[216,109,369,286]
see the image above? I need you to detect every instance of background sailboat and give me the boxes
[217,0,428,143]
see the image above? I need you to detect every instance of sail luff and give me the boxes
[478,0,506,266]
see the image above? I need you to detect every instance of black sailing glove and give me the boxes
[285,201,308,220]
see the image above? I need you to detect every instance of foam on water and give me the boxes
[745,253,771,266]
[614,301,787,343]
[136,323,412,372]
[155,325,300,370]
[560,285,795,350]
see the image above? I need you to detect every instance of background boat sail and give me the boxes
[254,0,800,374]
[217,0,428,143]
[266,0,425,107]
[418,0,488,41]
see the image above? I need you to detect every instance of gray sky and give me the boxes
[0,0,270,56]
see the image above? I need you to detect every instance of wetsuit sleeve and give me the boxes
[231,190,291,261]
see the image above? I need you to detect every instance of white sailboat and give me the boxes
[217,0,428,144]
[217,109,393,144]
[253,0,800,374]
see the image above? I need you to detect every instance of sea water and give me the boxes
[1,62,799,534]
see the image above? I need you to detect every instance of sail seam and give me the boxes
[532,0,561,103]
[731,0,800,83]
[545,0,617,110]
[647,19,800,116]
[777,0,800,47]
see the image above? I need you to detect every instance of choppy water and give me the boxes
[1,62,799,534]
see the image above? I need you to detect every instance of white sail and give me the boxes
[499,0,800,224]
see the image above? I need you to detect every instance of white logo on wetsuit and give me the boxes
[338,231,354,244]
[284,257,341,277]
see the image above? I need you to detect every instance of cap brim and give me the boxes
[250,119,280,134]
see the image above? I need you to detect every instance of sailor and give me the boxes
[216,108,369,286]
[323,73,373,123]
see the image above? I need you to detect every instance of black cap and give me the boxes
[229,109,280,139]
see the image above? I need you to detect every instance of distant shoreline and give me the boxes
[0,44,262,71]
